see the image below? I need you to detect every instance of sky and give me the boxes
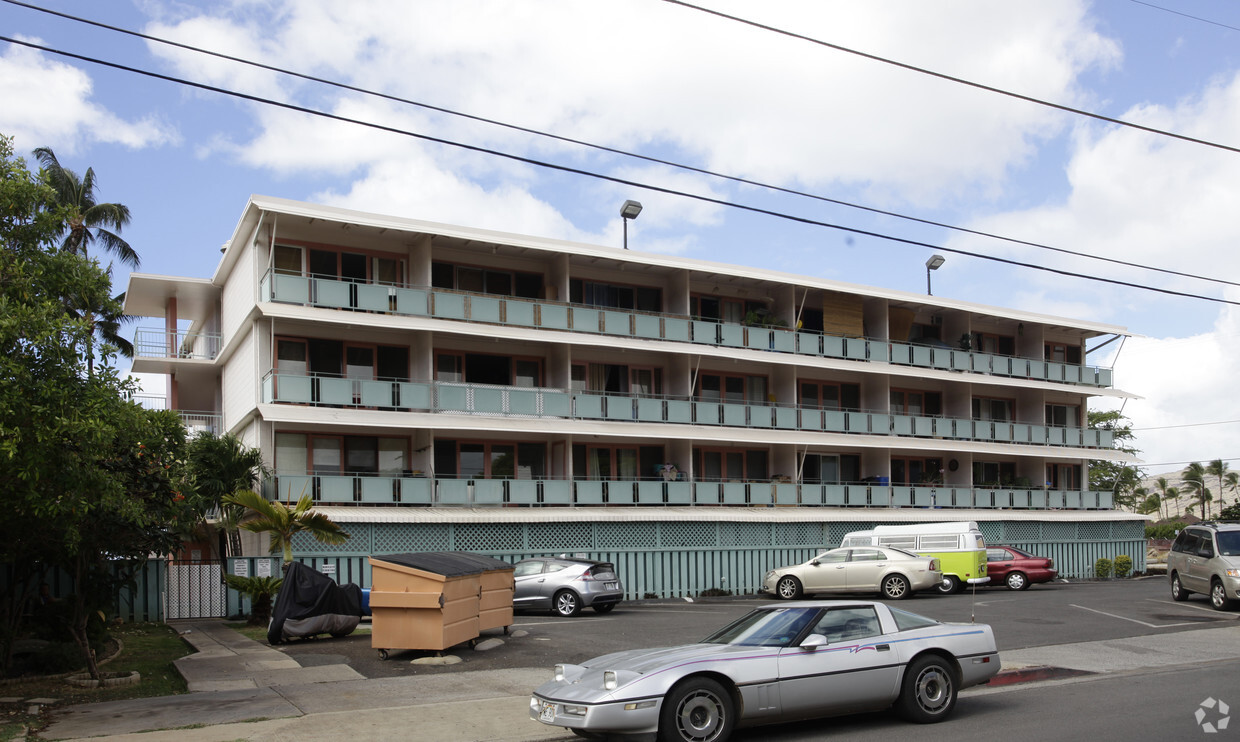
[3,0,1240,479]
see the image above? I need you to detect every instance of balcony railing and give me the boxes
[130,395,222,435]
[260,372,1116,450]
[134,329,222,361]
[266,473,1113,510]
[257,269,1114,389]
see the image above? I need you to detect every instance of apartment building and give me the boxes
[126,195,1146,594]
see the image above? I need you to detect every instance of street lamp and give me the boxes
[620,200,642,250]
[925,254,945,295]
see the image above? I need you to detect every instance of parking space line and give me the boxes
[1070,603,1201,628]
[1145,598,1240,617]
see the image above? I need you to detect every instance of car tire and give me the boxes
[935,576,961,595]
[553,590,582,617]
[775,576,803,600]
[1211,579,1237,611]
[658,677,733,742]
[592,602,617,614]
[881,574,912,600]
[1170,573,1190,601]
[895,654,958,723]
[1005,572,1029,591]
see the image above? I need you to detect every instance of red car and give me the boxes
[986,546,1058,590]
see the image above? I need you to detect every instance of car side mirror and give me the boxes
[799,633,828,650]
[810,559,820,566]
[1199,546,1214,558]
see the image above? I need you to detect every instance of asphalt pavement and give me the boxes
[25,605,1240,742]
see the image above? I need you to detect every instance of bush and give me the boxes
[1146,522,1187,540]
[1114,555,1133,578]
[698,588,732,598]
[1094,558,1113,579]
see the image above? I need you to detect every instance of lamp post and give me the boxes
[620,200,642,250]
[925,254,945,295]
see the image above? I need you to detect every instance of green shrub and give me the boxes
[699,588,732,598]
[1094,557,1113,578]
[1114,555,1133,578]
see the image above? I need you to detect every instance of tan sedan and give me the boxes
[761,546,942,600]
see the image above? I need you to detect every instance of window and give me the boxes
[274,245,303,274]
[436,440,547,479]
[275,433,406,476]
[802,453,860,484]
[435,353,541,386]
[1045,463,1080,490]
[696,449,768,481]
[891,458,943,485]
[1045,342,1082,364]
[973,461,1016,486]
[971,332,1016,355]
[1046,403,1080,427]
[432,262,543,298]
[800,381,861,410]
[571,445,663,480]
[891,389,942,416]
[889,606,940,631]
[571,279,661,311]
[697,373,769,404]
[513,561,544,577]
[920,535,960,550]
[973,397,1014,422]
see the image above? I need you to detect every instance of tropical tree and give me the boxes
[1088,410,1143,507]
[223,490,349,565]
[1153,477,1179,521]
[1181,462,1212,520]
[1134,487,1159,515]
[33,146,137,363]
[1206,460,1231,512]
[186,433,270,558]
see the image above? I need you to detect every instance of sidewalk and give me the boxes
[35,620,1240,741]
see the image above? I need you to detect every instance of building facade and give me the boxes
[126,195,1145,592]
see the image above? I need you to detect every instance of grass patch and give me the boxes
[0,623,193,740]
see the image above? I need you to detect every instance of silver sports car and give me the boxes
[530,600,1000,742]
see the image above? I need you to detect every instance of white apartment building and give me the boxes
[126,195,1146,596]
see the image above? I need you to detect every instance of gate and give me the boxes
[166,560,228,619]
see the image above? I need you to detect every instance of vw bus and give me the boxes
[841,521,989,594]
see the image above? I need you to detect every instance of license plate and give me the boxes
[605,582,617,590]
[539,702,556,723]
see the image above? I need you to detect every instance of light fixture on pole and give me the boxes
[620,200,642,250]
[925,254,945,295]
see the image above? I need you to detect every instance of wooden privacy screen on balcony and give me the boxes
[888,306,915,344]
[822,291,865,337]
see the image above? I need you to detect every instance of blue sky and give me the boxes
[3,0,1240,476]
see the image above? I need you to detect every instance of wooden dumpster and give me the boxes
[367,552,514,659]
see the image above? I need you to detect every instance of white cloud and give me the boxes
[0,40,177,154]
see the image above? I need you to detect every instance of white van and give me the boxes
[841,521,989,594]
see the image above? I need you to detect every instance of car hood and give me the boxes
[581,642,763,674]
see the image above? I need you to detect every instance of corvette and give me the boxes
[531,600,1000,741]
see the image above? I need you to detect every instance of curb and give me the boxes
[988,666,1095,687]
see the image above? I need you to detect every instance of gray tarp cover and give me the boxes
[267,562,363,645]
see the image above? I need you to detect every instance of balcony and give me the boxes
[132,395,222,435]
[134,329,222,361]
[257,269,1114,389]
[260,372,1117,450]
[266,473,1113,510]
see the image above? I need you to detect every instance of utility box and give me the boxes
[367,552,514,659]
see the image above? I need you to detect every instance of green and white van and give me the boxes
[840,521,989,594]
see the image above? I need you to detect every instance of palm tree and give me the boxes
[1182,462,1212,520]
[223,490,349,564]
[1225,472,1240,511]
[33,147,138,362]
[1207,460,1231,512]
[1153,477,1178,521]
[33,147,138,267]
[187,433,271,558]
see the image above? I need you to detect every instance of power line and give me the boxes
[1126,0,1240,33]
[663,0,1240,156]
[6,0,1240,293]
[1133,420,1240,432]
[4,33,1240,309]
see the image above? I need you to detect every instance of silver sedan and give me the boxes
[760,546,942,601]
[530,601,1000,741]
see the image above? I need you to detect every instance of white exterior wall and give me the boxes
[221,323,258,433]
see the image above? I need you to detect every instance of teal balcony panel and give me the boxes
[602,310,631,336]
[543,480,572,505]
[508,389,540,416]
[1026,490,1047,509]
[473,479,505,505]
[774,407,797,429]
[694,401,722,425]
[664,317,691,342]
[800,409,824,431]
[506,300,535,326]
[722,482,747,504]
[576,481,605,505]
[538,303,570,330]
[357,284,393,312]
[823,335,847,358]
[509,480,539,505]
[1047,427,1067,446]
[892,415,914,436]
[605,395,635,420]
[472,386,505,414]
[262,376,274,403]
[395,287,429,315]
[750,406,774,428]
[1029,425,1048,444]
[773,483,797,505]
[637,481,665,504]
[722,403,747,427]
[948,418,972,440]
[432,292,467,319]
[917,416,940,437]
[824,411,847,432]
[970,353,993,374]
[636,397,664,422]
[822,485,847,506]
[865,486,891,507]
[437,384,470,412]
[797,332,823,356]
[745,329,771,351]
[949,350,969,372]
[398,382,433,409]
[1097,368,1113,387]
[470,295,502,324]
[634,314,661,339]
[750,485,773,506]
[360,380,395,408]
[275,375,313,404]
[843,338,867,361]
[869,342,890,362]
[666,399,693,424]
[314,279,350,309]
[911,487,936,507]
[691,320,717,344]
[1063,491,1083,509]
[269,273,310,303]
[799,484,825,505]
[360,478,395,504]
[992,423,1011,442]
[891,487,913,507]
[318,377,352,405]
[846,411,870,433]
[400,478,433,505]
[571,307,601,333]
[319,475,353,504]
[1097,490,1114,509]
[911,345,933,367]
[1100,429,1114,448]
[973,489,996,508]
[275,474,314,501]
[772,330,796,353]
[575,394,604,419]
[1008,424,1031,444]
[719,324,744,347]
[695,482,721,505]
[889,342,913,365]
[1045,490,1066,508]
[930,349,951,370]
[436,479,471,505]
[542,391,572,417]
[1027,361,1047,381]
[666,481,692,504]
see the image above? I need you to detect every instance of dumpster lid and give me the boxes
[372,551,513,577]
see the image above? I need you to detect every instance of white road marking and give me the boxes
[1070,603,1202,628]
[1145,598,1240,618]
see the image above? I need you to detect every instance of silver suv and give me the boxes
[1168,521,1240,610]
[512,556,623,617]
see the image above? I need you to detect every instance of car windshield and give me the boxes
[1217,531,1240,556]
[701,607,819,648]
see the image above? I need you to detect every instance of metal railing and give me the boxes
[134,328,223,361]
[259,372,1116,450]
[256,269,1114,388]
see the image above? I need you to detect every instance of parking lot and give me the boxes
[274,576,1239,679]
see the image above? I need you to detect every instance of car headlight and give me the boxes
[764,570,776,582]
[554,664,566,682]
[604,671,618,690]
[1226,569,1240,579]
